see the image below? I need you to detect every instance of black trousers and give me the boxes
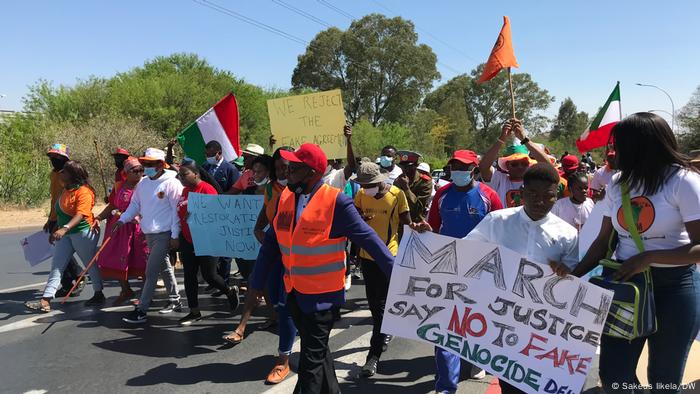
[179,236,228,309]
[60,258,82,289]
[217,257,232,285]
[500,381,526,394]
[287,292,340,394]
[360,257,390,359]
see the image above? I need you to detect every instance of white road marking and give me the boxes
[0,305,132,334]
[0,282,46,294]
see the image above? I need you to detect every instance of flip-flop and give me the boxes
[223,330,244,345]
[25,300,51,313]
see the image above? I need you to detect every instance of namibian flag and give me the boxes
[177,93,241,164]
[576,82,621,153]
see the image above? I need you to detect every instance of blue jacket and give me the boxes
[203,159,240,192]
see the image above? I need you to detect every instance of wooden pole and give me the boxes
[507,67,516,119]
[93,139,109,198]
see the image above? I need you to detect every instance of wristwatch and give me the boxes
[520,137,530,145]
[61,225,70,230]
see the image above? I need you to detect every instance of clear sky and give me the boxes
[2,0,699,128]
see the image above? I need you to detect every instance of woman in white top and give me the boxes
[573,113,700,394]
[551,172,595,231]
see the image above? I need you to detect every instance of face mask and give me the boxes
[364,186,379,197]
[451,170,473,187]
[144,167,158,178]
[379,156,393,168]
[50,157,67,171]
[206,156,218,165]
[254,177,269,186]
[277,179,288,186]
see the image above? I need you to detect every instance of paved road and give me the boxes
[0,230,603,394]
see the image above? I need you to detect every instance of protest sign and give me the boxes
[267,89,346,159]
[187,193,264,260]
[382,228,613,394]
[21,231,54,266]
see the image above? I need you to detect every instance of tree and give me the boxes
[550,98,589,145]
[292,14,440,126]
[424,65,553,152]
[679,86,700,152]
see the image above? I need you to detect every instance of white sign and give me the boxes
[382,228,613,394]
[21,231,54,266]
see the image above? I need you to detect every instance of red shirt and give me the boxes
[177,181,218,243]
[115,169,127,183]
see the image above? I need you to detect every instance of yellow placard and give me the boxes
[267,89,346,159]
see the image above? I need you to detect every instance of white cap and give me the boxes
[139,147,166,162]
[242,143,265,156]
[417,162,430,174]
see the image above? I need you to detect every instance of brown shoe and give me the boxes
[265,363,290,384]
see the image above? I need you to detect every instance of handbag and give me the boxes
[589,182,657,340]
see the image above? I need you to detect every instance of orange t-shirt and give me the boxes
[58,185,96,230]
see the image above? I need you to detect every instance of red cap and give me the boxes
[561,155,579,173]
[449,150,479,166]
[280,143,327,174]
[113,148,130,156]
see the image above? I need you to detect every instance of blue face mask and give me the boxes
[451,170,473,187]
[144,167,158,178]
[206,156,218,165]
[379,156,393,168]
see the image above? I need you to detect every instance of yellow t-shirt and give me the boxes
[354,185,409,260]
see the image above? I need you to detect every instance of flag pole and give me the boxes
[507,68,517,119]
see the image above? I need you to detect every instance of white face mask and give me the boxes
[277,179,288,186]
[254,177,269,186]
[364,186,379,197]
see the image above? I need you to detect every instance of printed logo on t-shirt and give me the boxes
[616,196,655,234]
[157,191,165,199]
[505,189,523,208]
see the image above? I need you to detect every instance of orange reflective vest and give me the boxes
[273,184,347,294]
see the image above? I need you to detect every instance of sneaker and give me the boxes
[123,308,147,324]
[361,356,379,377]
[84,292,106,307]
[55,287,70,298]
[159,301,183,314]
[178,311,202,326]
[344,274,352,291]
[469,366,486,380]
[204,284,215,292]
[156,278,165,288]
[226,286,240,312]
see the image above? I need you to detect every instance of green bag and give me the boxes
[589,182,657,340]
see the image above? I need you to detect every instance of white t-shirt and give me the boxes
[464,207,580,270]
[602,167,700,265]
[322,168,347,190]
[551,197,595,231]
[591,166,616,190]
[486,170,523,208]
[382,165,403,185]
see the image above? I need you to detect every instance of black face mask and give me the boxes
[287,169,312,194]
[50,157,67,171]
[114,156,127,169]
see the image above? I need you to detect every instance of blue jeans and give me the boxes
[43,229,103,298]
[276,303,297,356]
[600,264,700,394]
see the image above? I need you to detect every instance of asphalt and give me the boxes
[0,229,605,394]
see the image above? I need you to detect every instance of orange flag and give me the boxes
[478,16,519,83]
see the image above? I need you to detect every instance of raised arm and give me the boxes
[479,121,512,182]
[343,125,356,180]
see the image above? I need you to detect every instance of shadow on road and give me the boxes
[125,356,276,386]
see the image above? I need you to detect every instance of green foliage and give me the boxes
[292,14,440,126]
[423,65,553,153]
[23,53,278,146]
[549,98,589,148]
[678,86,700,153]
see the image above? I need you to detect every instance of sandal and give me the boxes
[25,300,51,313]
[223,329,244,345]
[113,290,135,306]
